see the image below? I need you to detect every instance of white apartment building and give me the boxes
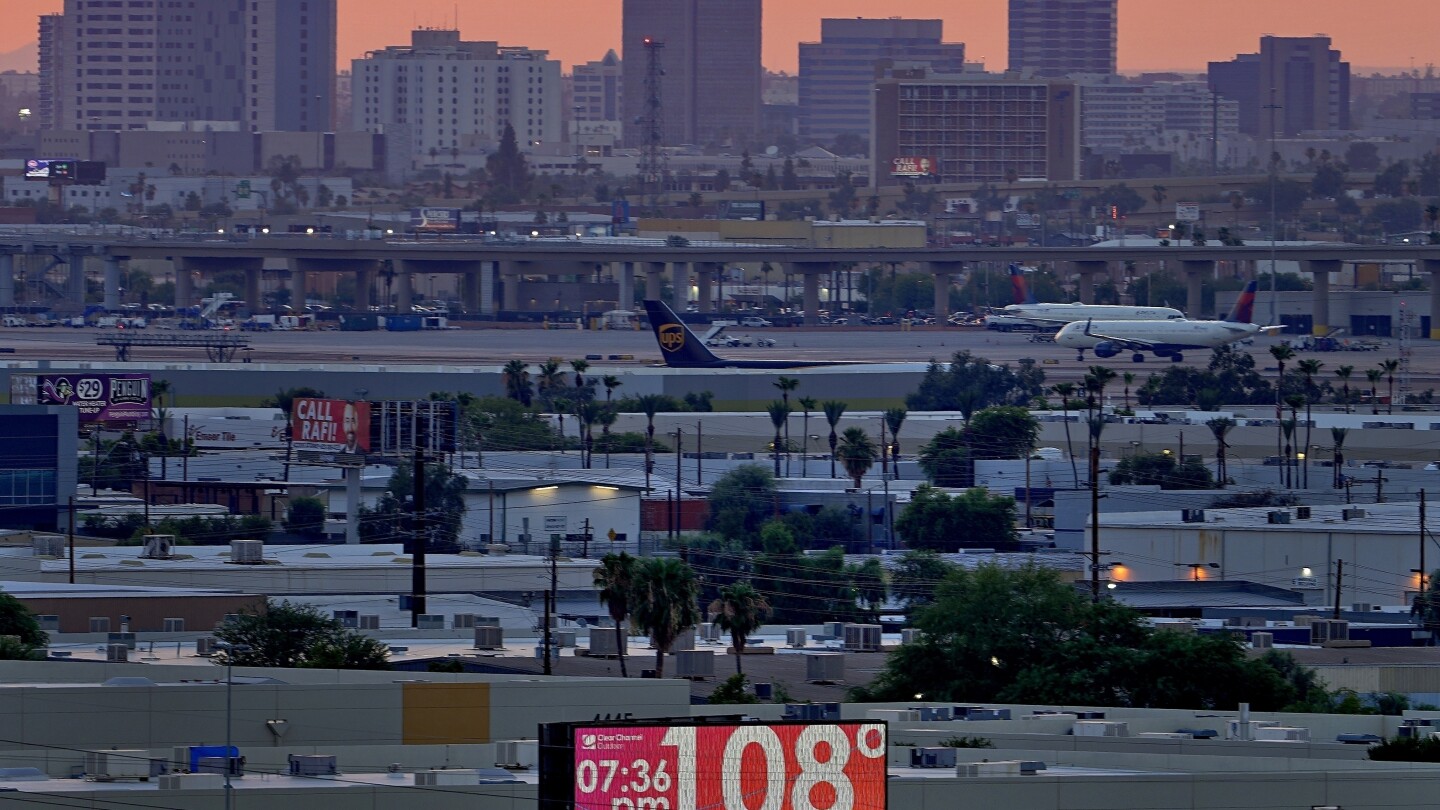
[1081,77,1239,152]
[353,30,562,169]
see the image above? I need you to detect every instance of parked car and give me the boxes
[739,316,772,328]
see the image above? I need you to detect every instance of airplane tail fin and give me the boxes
[1009,264,1036,305]
[1225,281,1259,323]
[643,300,722,368]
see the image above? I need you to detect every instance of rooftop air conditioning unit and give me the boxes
[32,535,65,557]
[901,628,920,644]
[588,626,626,657]
[333,610,359,628]
[1254,726,1310,742]
[1181,508,1206,523]
[843,624,882,652]
[1267,510,1291,525]
[162,618,185,632]
[822,621,845,639]
[806,652,845,684]
[287,754,338,777]
[159,773,224,790]
[359,615,380,630]
[1251,632,1274,649]
[106,644,128,662]
[674,650,715,679]
[473,626,504,650]
[89,617,111,633]
[670,628,696,652]
[141,534,175,559]
[912,706,954,722]
[1074,721,1129,737]
[910,747,958,769]
[415,769,480,786]
[85,750,154,781]
[1352,603,1378,613]
[453,614,477,629]
[416,614,445,630]
[1295,506,1312,520]
[787,628,808,648]
[228,539,264,564]
[494,740,537,769]
[196,637,217,656]
[554,630,577,648]
[1342,508,1367,521]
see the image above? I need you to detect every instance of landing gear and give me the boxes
[1170,353,1184,363]
[1132,353,1146,363]
[1075,353,1086,362]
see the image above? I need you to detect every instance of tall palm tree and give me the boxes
[631,556,700,680]
[1206,417,1235,486]
[1284,394,1305,488]
[1051,382,1080,488]
[502,360,532,406]
[537,359,566,442]
[1334,365,1354,414]
[150,378,173,479]
[1331,426,1349,489]
[1269,344,1295,462]
[635,394,666,487]
[593,551,638,677]
[597,406,618,469]
[766,401,791,477]
[1297,359,1323,488]
[601,375,622,403]
[774,377,799,475]
[570,358,591,389]
[1121,372,1135,412]
[1380,358,1400,415]
[576,401,602,469]
[822,400,847,479]
[797,396,817,477]
[1084,366,1117,454]
[1365,368,1384,415]
[837,427,879,489]
[883,407,907,479]
[709,581,771,675]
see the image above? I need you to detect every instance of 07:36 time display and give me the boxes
[576,756,673,796]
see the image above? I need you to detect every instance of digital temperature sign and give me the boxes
[557,722,887,810]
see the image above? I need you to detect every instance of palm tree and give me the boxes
[766,401,791,477]
[1121,372,1135,412]
[837,427,879,489]
[593,552,638,677]
[1206,417,1235,486]
[822,400,847,479]
[1051,382,1080,488]
[631,557,700,680]
[709,581,771,675]
[502,360,532,406]
[1365,368,1384,415]
[597,406,618,469]
[774,377,799,474]
[150,379,173,479]
[1334,365,1354,414]
[1297,359,1323,488]
[1331,426,1349,489]
[1284,394,1305,488]
[883,407,907,479]
[1380,358,1400,414]
[797,396,817,477]
[602,375,622,403]
[1084,366,1117,453]
[576,401,602,469]
[537,359,566,441]
[635,394,666,487]
[1269,344,1295,462]
[570,358,590,389]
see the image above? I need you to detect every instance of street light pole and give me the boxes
[214,641,250,810]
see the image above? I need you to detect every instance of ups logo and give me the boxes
[659,324,685,352]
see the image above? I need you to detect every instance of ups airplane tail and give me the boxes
[641,300,856,369]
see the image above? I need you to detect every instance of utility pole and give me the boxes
[1090,444,1101,603]
[674,427,683,543]
[1421,490,1428,596]
[1332,558,1345,620]
[544,534,557,676]
[410,438,426,627]
[695,422,702,485]
[67,495,75,585]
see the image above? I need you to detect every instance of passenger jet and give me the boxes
[984,265,1184,331]
[1055,281,1281,363]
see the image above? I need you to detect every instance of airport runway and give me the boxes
[3,323,1427,382]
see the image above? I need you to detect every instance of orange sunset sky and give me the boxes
[4,0,1438,74]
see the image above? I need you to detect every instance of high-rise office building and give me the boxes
[1209,36,1350,136]
[353,30,562,168]
[573,50,623,126]
[38,0,335,133]
[621,0,762,147]
[799,18,965,145]
[1009,0,1117,78]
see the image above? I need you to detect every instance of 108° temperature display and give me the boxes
[573,723,887,810]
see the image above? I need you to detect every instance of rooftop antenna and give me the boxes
[640,37,667,215]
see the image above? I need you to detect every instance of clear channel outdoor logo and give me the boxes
[581,732,645,751]
[659,324,684,352]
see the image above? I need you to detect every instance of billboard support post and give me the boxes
[344,467,361,545]
[410,441,426,627]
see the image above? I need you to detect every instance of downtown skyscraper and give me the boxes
[621,0,762,147]
[1009,0,1117,78]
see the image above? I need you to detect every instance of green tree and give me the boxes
[966,406,1040,461]
[486,123,532,204]
[1109,452,1215,489]
[798,396,818,477]
[284,496,326,536]
[891,550,955,611]
[706,464,778,546]
[917,427,971,487]
[907,352,1045,412]
[781,158,799,191]
[774,377,799,472]
[1335,365,1355,413]
[883,407,907,479]
[710,581,771,675]
[637,394,666,482]
[837,427,878,489]
[593,552,638,678]
[1345,142,1381,172]
[631,557,701,679]
[357,461,468,553]
[0,592,47,658]
[708,673,761,704]
[213,600,389,669]
[502,360,533,406]
[766,401,791,477]
[894,485,1018,552]
[822,400,847,479]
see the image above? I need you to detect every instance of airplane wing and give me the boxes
[1081,320,1158,350]
[1257,325,1285,334]
[1002,314,1072,326]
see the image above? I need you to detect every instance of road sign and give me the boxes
[1175,202,1201,222]
[235,180,251,199]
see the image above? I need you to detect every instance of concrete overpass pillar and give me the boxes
[67,252,85,310]
[1073,260,1106,304]
[290,269,308,309]
[0,254,13,308]
[1180,260,1214,319]
[696,264,713,312]
[929,261,961,320]
[395,264,414,314]
[617,261,635,310]
[461,264,483,314]
[354,266,373,311]
[175,262,195,309]
[244,267,262,313]
[1426,258,1440,340]
[501,262,520,312]
[798,265,823,325]
[645,262,664,301]
[671,262,690,310]
[102,257,122,311]
[1306,259,1339,336]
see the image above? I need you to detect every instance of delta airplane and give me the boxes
[643,300,859,369]
[984,265,1184,331]
[1055,281,1282,363]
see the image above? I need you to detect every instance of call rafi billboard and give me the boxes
[35,373,151,423]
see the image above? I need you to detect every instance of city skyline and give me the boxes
[4,0,1439,76]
